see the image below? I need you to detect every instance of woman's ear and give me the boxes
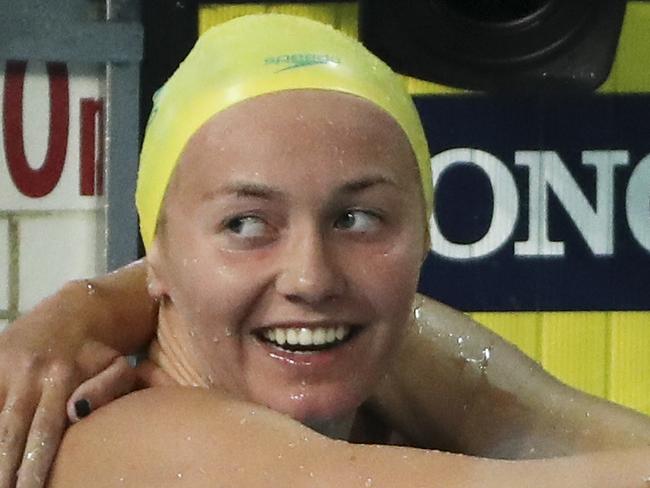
[146,239,168,300]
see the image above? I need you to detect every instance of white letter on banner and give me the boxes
[515,151,627,256]
[626,153,650,253]
[429,148,519,259]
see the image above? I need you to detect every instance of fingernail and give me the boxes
[74,399,92,419]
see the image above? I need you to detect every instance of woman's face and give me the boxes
[149,90,427,422]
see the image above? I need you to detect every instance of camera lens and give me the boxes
[440,0,550,23]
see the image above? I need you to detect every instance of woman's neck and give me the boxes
[148,306,210,388]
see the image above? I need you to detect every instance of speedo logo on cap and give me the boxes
[265,53,340,72]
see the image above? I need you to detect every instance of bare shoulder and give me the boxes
[59,386,239,443]
[47,386,650,488]
[48,387,239,486]
[413,293,483,330]
[47,386,323,487]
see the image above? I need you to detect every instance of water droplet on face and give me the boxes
[290,392,306,401]
[212,335,220,343]
[225,328,233,337]
[176,472,183,479]
[585,411,591,418]
[240,417,247,425]
[288,442,296,448]
[365,477,374,487]
[413,306,422,320]
[189,329,196,338]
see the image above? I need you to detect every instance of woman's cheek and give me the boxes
[184,248,274,310]
[348,239,421,310]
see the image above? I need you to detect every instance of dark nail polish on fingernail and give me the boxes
[74,399,92,419]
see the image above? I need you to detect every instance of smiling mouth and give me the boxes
[254,325,360,353]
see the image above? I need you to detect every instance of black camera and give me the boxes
[360,0,628,92]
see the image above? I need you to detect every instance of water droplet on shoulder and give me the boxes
[86,281,96,295]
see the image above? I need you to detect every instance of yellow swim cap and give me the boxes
[137,13,432,250]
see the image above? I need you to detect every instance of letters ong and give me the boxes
[415,95,650,311]
[430,148,650,258]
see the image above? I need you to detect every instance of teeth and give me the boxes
[335,326,345,341]
[286,329,298,345]
[313,328,325,345]
[262,326,351,349]
[298,328,311,346]
[326,328,336,343]
[275,328,286,345]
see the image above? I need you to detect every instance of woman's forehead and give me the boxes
[196,90,407,142]
[157,90,425,216]
[175,90,417,179]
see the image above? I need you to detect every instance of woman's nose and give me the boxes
[275,228,345,305]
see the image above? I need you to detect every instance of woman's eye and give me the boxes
[335,210,380,233]
[225,216,268,238]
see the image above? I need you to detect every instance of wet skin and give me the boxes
[147,89,427,424]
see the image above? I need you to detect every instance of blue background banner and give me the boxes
[416,94,650,311]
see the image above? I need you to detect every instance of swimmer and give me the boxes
[2,14,650,488]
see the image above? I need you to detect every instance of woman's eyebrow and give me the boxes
[202,182,285,201]
[201,175,397,202]
[337,175,399,194]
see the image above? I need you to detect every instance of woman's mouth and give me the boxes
[254,325,360,353]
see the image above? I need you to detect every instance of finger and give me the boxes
[134,359,175,388]
[74,340,122,379]
[0,390,39,488]
[16,386,69,488]
[66,356,136,423]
